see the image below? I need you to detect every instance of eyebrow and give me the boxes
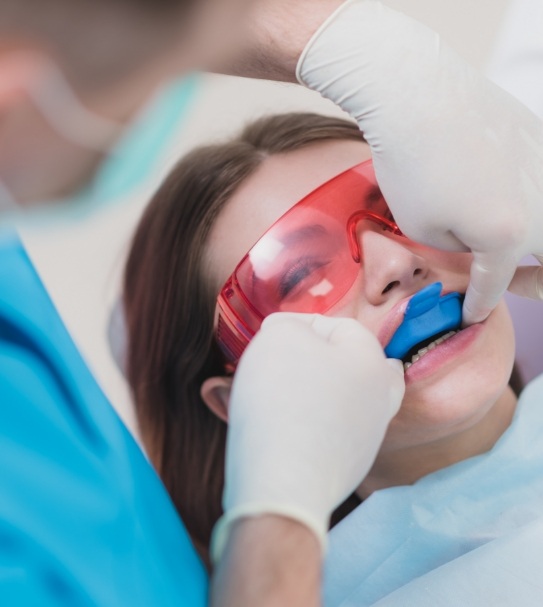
[280,223,329,246]
[249,184,384,284]
[253,184,385,258]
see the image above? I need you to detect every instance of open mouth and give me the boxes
[383,283,464,371]
[401,329,459,370]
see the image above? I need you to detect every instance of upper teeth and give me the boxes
[403,330,459,371]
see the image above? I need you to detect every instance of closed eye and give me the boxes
[279,258,331,299]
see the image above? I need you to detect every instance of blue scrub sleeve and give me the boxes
[0,230,208,606]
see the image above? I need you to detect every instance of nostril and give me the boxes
[382,280,399,295]
[414,268,423,276]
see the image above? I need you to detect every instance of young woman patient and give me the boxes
[123,113,523,572]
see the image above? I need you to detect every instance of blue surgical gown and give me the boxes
[324,372,543,606]
[0,230,208,605]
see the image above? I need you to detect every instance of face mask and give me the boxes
[29,61,125,153]
[0,59,123,217]
[0,67,198,224]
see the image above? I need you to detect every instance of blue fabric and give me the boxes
[324,373,543,606]
[0,230,208,606]
[85,75,199,205]
[371,516,543,606]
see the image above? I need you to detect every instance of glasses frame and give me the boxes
[214,159,403,367]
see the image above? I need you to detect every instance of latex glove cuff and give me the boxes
[210,503,328,564]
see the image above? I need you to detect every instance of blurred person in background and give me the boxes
[0,0,248,208]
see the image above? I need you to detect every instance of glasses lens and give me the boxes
[233,161,392,317]
[216,160,402,364]
[236,207,356,315]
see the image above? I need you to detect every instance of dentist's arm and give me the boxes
[210,313,404,606]
[236,0,543,322]
[211,516,321,607]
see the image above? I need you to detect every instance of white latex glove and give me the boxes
[297,0,543,323]
[211,313,404,562]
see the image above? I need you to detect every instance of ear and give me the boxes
[200,376,233,424]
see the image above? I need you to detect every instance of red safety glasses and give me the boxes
[215,159,404,366]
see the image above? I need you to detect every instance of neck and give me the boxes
[357,386,518,499]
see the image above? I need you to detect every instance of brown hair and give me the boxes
[123,113,365,567]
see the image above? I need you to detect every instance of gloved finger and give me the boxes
[261,311,315,328]
[462,252,518,326]
[385,359,406,416]
[307,314,367,344]
[507,264,543,300]
[386,358,404,375]
[263,312,373,345]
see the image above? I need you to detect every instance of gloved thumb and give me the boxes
[462,251,518,325]
[385,358,405,416]
[386,358,404,375]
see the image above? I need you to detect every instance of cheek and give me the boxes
[382,301,516,450]
[411,243,474,285]
[325,272,378,332]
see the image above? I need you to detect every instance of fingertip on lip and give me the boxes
[385,358,404,374]
[461,308,490,328]
[461,292,496,326]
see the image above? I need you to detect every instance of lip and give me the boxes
[377,297,411,349]
[378,287,458,350]
[403,321,484,383]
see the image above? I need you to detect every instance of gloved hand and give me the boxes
[297,0,543,323]
[211,313,404,562]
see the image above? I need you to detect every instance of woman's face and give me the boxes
[205,139,516,452]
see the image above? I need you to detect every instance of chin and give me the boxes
[381,301,516,451]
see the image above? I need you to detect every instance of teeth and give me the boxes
[403,330,459,372]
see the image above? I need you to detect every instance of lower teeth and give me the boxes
[403,330,459,371]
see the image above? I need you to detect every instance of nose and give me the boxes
[358,224,429,305]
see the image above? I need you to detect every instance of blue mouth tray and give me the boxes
[384,282,463,360]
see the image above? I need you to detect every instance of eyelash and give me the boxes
[279,258,330,299]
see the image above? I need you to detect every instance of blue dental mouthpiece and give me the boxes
[384,282,463,360]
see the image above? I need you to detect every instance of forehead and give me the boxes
[206,139,372,289]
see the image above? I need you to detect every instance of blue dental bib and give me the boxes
[384,282,463,360]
